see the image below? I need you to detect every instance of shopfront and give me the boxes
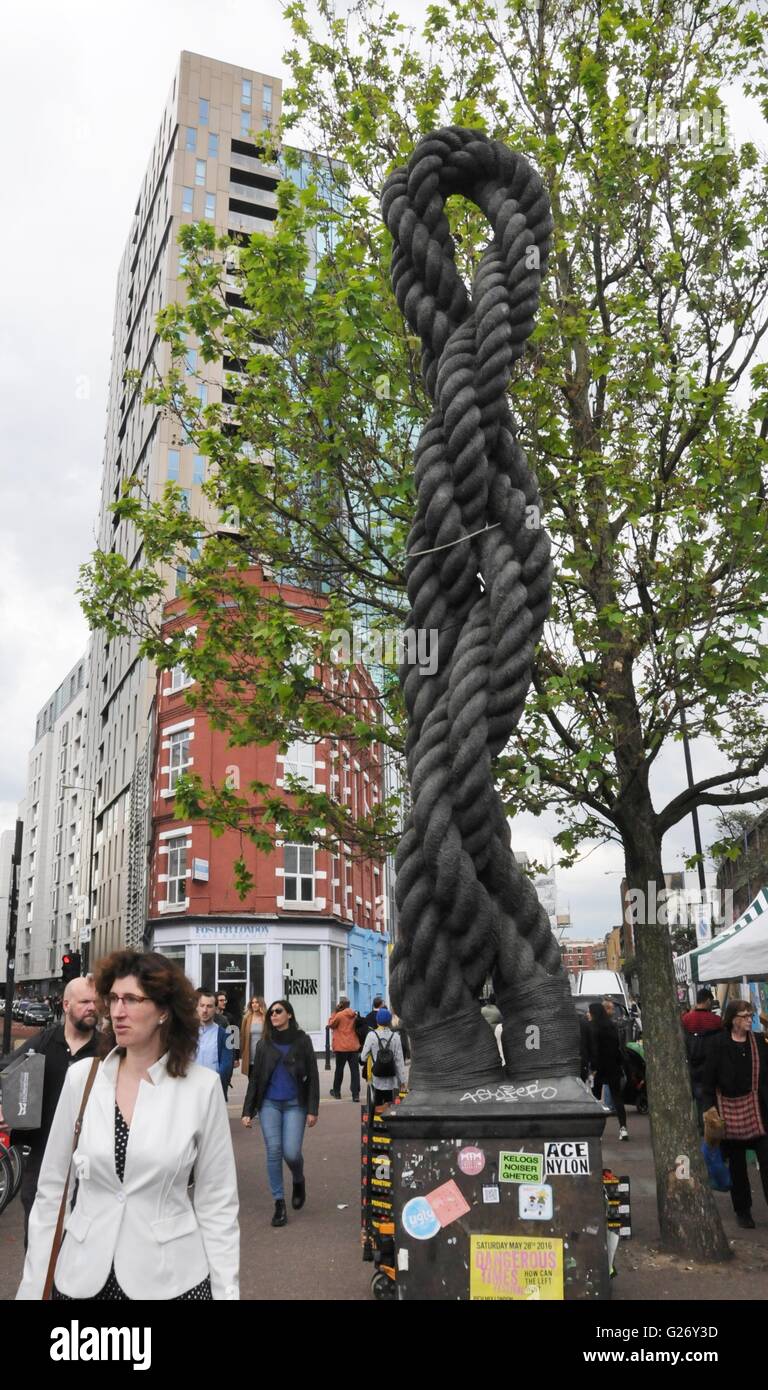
[148,917,389,1050]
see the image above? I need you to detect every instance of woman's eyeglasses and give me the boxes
[106,992,151,1010]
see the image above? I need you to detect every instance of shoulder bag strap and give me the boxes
[750,1031,760,1091]
[42,1056,100,1302]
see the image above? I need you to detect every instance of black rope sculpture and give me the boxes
[381,128,580,1090]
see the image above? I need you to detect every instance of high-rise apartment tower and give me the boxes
[83,53,283,964]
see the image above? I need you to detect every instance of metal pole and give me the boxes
[677,696,707,893]
[2,819,24,1057]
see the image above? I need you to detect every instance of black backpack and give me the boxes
[372,1031,397,1080]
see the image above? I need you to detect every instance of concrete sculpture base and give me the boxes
[385,1076,611,1301]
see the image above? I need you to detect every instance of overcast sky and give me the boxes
[0,1,763,941]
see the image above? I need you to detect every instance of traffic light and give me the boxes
[61,952,81,984]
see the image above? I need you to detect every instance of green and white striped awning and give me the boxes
[681,888,768,984]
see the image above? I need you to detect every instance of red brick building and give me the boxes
[146,570,389,1045]
[560,939,598,975]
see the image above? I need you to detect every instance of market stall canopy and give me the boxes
[682,888,768,984]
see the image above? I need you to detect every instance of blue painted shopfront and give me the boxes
[347,925,389,1014]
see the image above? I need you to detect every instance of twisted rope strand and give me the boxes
[382,128,579,1086]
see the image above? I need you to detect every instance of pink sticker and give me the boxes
[458,1146,486,1176]
[426,1179,472,1227]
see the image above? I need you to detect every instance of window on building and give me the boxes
[167,449,180,481]
[192,454,206,485]
[182,186,193,214]
[198,382,208,406]
[204,192,215,219]
[165,836,188,904]
[284,844,314,903]
[168,730,192,791]
[240,110,251,137]
[179,488,191,511]
[185,127,197,152]
[199,98,209,124]
[195,159,206,186]
[283,741,314,785]
[330,944,346,1004]
[185,348,197,375]
[208,132,218,157]
[262,83,273,117]
[175,566,187,595]
[170,664,192,692]
[242,79,252,108]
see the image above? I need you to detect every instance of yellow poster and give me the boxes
[470,1235,564,1301]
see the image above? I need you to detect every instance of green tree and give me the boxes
[79,0,768,1260]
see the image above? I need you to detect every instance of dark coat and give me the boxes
[242,1031,320,1118]
[587,1020,624,1079]
[701,1029,768,1124]
[682,1011,723,1090]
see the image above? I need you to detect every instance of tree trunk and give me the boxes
[622,808,732,1262]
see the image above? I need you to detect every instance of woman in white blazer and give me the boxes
[17,949,239,1301]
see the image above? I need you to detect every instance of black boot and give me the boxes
[271,1199,287,1227]
[291,1179,306,1210]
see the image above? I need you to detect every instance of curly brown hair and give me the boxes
[93,950,199,1077]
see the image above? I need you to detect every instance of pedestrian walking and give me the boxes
[327,996,361,1101]
[195,989,234,1098]
[241,999,319,1228]
[17,950,239,1300]
[701,1000,768,1229]
[239,996,267,1079]
[588,1001,629,1140]
[681,987,723,1132]
[360,1008,407,1107]
[363,995,385,1031]
[0,976,101,1245]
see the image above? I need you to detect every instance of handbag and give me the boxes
[717,1033,766,1142]
[42,1056,100,1301]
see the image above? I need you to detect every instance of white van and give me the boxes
[572,970,630,1007]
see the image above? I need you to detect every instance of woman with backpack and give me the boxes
[360,1008,407,1107]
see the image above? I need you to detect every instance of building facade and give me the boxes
[592,938,608,969]
[145,579,389,1048]
[0,827,16,988]
[84,53,285,967]
[716,810,768,924]
[14,655,89,990]
[559,939,598,975]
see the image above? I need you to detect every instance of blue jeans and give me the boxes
[260,1100,307,1199]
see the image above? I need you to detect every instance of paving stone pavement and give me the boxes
[2,1070,767,1301]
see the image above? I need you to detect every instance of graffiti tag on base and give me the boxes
[459,1081,559,1105]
